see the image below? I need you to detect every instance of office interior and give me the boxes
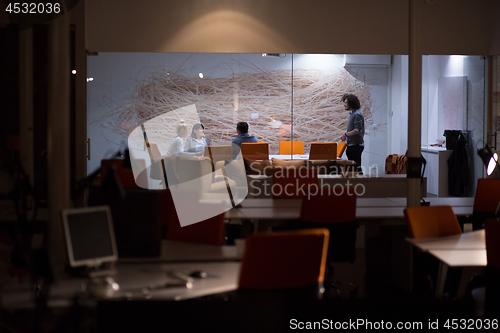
[2,0,500,331]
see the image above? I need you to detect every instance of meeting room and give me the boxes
[1,0,500,332]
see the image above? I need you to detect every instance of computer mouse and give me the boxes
[189,270,208,279]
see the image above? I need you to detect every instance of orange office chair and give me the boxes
[238,228,329,292]
[272,167,319,198]
[471,179,500,230]
[241,142,269,160]
[337,142,347,158]
[279,141,305,155]
[309,142,337,160]
[404,205,462,238]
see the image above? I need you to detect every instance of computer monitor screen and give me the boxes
[62,206,118,267]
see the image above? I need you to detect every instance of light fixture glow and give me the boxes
[71,70,77,74]
[487,153,498,176]
[86,77,94,82]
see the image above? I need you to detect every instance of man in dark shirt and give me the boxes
[340,94,365,173]
[231,121,258,159]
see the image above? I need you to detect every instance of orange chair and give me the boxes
[471,179,500,230]
[337,142,347,158]
[404,206,462,238]
[272,167,319,198]
[279,141,305,155]
[241,142,269,160]
[309,142,337,160]
[238,229,329,290]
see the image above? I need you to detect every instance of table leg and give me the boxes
[435,262,448,299]
[456,268,474,300]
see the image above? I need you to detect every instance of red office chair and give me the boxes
[164,190,226,245]
[471,179,500,230]
[484,219,500,318]
[272,167,319,198]
[298,187,358,297]
[238,228,329,299]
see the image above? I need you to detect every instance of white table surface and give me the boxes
[429,249,487,267]
[407,229,486,300]
[1,261,241,309]
[406,229,485,251]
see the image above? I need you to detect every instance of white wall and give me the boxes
[390,55,409,155]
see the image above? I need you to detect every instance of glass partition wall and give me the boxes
[87,53,486,196]
[421,55,486,196]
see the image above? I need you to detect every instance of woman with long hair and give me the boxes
[184,123,210,154]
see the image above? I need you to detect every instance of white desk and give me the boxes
[225,197,474,222]
[407,230,486,299]
[269,154,309,160]
[238,197,404,209]
[430,249,486,300]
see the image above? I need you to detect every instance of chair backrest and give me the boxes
[174,156,213,192]
[279,141,305,155]
[204,145,232,165]
[385,154,408,174]
[485,219,500,269]
[238,228,329,289]
[100,159,147,188]
[300,187,357,223]
[473,178,500,213]
[165,203,226,246]
[272,167,319,198]
[299,187,358,263]
[241,142,269,160]
[309,142,337,160]
[404,205,462,238]
[336,142,347,158]
[147,142,163,160]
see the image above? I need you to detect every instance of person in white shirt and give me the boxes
[167,121,190,156]
[184,123,211,154]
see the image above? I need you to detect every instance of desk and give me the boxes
[1,242,241,310]
[407,230,486,299]
[119,240,239,263]
[225,197,474,223]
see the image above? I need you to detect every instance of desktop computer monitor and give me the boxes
[62,206,118,268]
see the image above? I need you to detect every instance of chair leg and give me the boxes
[325,263,358,298]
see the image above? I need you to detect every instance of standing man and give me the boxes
[231,121,258,159]
[340,93,365,173]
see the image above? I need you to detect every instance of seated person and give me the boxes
[167,121,200,157]
[231,121,258,159]
[184,123,211,154]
